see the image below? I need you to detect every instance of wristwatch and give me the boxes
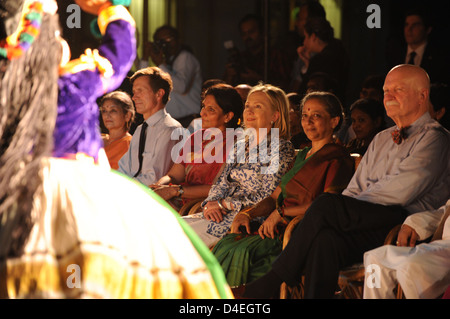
[177,185,184,197]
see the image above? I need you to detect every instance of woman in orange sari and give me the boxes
[100,91,135,170]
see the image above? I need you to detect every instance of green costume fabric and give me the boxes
[212,233,283,287]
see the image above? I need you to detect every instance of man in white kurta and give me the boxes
[363,199,450,299]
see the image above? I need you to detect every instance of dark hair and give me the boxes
[153,25,179,40]
[130,67,173,104]
[362,74,384,90]
[100,91,136,130]
[287,92,302,112]
[405,7,432,29]
[0,12,62,257]
[203,83,243,129]
[202,78,226,97]
[301,91,344,132]
[307,72,338,94]
[304,17,334,43]
[350,98,386,130]
[430,83,450,112]
[430,83,450,130]
[300,0,326,19]
[239,14,263,33]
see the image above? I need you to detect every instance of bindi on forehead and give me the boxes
[102,102,120,109]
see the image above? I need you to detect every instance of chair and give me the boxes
[187,199,205,215]
[350,153,361,171]
[279,153,365,299]
[386,207,449,299]
[279,214,306,299]
[335,224,402,299]
[340,204,450,299]
[279,222,403,299]
[178,198,205,216]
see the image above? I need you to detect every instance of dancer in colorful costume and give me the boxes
[0,0,232,299]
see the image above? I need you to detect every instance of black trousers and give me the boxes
[272,193,408,298]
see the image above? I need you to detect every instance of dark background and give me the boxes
[57,0,450,109]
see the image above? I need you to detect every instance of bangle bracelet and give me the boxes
[239,211,252,219]
[217,200,230,212]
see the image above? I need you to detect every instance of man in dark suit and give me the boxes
[386,8,450,86]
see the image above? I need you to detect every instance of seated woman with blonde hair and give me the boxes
[182,83,296,248]
[150,83,243,211]
[100,91,135,170]
[212,91,355,287]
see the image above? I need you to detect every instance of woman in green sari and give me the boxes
[212,91,355,287]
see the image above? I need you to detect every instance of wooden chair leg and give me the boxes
[279,277,305,299]
[396,284,404,299]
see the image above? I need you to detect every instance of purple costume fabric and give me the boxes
[53,19,136,160]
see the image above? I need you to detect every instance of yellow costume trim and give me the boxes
[59,48,113,78]
[97,5,135,36]
[3,245,226,299]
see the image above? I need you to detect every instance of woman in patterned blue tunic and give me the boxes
[183,84,295,247]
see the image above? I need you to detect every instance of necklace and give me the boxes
[306,148,315,158]
[0,1,43,60]
[106,132,129,146]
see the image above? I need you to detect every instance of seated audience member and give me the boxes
[202,78,226,94]
[100,91,135,170]
[0,0,231,299]
[235,65,450,299]
[185,79,227,134]
[150,84,243,211]
[359,74,394,129]
[287,92,310,149]
[212,91,354,287]
[345,98,386,156]
[364,199,450,299]
[235,83,252,103]
[182,84,296,248]
[305,71,339,96]
[429,83,450,130]
[359,74,384,103]
[337,74,391,145]
[118,67,183,186]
